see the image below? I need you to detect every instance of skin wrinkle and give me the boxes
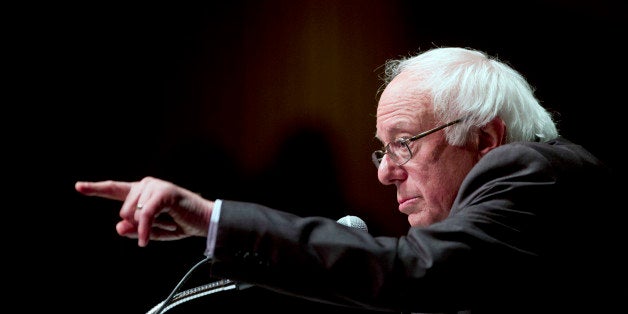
[376,72,481,227]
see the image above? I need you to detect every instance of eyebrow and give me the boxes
[375,122,421,143]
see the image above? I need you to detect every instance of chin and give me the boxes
[407,214,430,227]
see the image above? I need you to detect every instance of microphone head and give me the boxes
[336,215,368,232]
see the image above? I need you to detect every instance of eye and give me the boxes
[395,136,411,144]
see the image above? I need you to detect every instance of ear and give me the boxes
[478,117,506,156]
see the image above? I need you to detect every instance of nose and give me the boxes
[377,155,407,185]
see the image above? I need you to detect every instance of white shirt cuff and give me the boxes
[204,199,222,257]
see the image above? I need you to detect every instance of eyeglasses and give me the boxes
[372,118,464,168]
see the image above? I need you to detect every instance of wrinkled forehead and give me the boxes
[376,73,434,136]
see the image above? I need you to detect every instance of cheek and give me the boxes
[406,165,452,201]
[408,149,476,204]
[434,152,478,200]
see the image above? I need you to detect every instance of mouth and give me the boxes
[397,196,420,214]
[398,196,418,205]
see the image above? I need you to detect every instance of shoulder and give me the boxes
[452,137,613,211]
[475,137,608,176]
[452,137,614,213]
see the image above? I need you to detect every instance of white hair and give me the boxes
[382,47,558,145]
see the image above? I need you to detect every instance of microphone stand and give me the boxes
[147,215,365,313]
[146,278,253,314]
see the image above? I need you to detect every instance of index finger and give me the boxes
[75,180,133,201]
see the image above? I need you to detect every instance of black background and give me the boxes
[11,1,626,313]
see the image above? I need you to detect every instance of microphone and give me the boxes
[148,215,368,313]
[336,215,368,232]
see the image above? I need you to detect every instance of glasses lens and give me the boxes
[372,139,413,168]
[389,140,411,165]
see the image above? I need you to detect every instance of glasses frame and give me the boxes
[372,118,464,168]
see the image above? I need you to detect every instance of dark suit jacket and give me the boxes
[209,137,625,313]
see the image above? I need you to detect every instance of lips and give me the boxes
[397,196,420,214]
[398,196,418,205]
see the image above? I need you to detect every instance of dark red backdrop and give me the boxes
[27,1,625,313]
